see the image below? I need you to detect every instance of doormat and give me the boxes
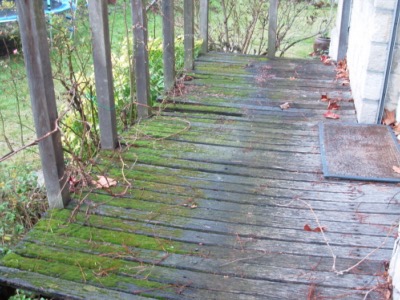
[319,123,400,183]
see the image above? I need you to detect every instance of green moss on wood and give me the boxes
[33,215,188,254]
[191,85,252,98]
[2,252,167,292]
[195,64,249,75]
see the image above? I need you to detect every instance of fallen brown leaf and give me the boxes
[280,102,291,110]
[92,175,117,188]
[323,111,340,119]
[183,75,194,81]
[341,80,350,86]
[320,94,329,102]
[393,123,400,135]
[304,224,327,233]
[383,109,396,125]
[320,55,333,65]
[393,166,400,174]
[327,101,340,110]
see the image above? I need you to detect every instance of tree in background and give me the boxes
[207,0,334,57]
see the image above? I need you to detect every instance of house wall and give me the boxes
[335,0,396,123]
[391,235,400,300]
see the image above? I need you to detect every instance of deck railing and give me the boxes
[15,0,348,209]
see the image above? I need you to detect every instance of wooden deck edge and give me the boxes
[0,266,149,300]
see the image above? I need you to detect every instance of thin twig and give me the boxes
[362,285,379,300]
[274,197,397,276]
[0,107,69,162]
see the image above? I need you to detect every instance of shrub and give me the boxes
[0,164,47,246]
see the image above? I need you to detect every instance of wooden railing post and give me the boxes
[16,0,70,209]
[162,0,175,92]
[184,0,194,70]
[88,0,118,149]
[199,0,209,54]
[336,0,351,61]
[268,0,278,58]
[131,0,151,118]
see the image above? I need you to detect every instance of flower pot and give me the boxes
[313,36,330,55]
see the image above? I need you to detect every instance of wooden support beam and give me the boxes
[88,0,118,149]
[268,0,278,58]
[337,0,351,61]
[162,0,175,92]
[199,0,209,54]
[16,0,70,209]
[184,0,194,70]
[131,0,151,118]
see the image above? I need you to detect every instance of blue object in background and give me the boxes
[0,0,72,23]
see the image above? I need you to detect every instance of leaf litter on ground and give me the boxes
[92,175,117,188]
[280,102,291,110]
[304,224,327,233]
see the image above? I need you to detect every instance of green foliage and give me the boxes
[9,290,46,300]
[208,0,335,57]
[0,164,47,246]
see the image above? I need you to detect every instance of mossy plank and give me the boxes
[0,266,149,300]
[80,185,400,221]
[33,213,193,255]
[194,64,250,76]
[96,162,356,195]
[125,124,321,152]
[105,149,322,181]
[154,103,244,116]
[135,115,321,139]
[76,203,395,250]
[2,252,159,291]
[197,52,267,63]
[157,97,356,115]
[23,225,386,276]
[129,129,319,150]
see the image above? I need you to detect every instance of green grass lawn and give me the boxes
[0,54,36,163]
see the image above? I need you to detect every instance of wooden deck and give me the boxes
[1,52,399,299]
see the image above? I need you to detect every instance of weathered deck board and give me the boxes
[1,52,399,299]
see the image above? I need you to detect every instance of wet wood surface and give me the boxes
[1,53,399,299]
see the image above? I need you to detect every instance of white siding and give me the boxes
[335,0,396,123]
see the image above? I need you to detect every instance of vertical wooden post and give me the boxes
[162,0,175,92]
[88,0,118,149]
[184,0,194,70]
[16,0,70,209]
[131,0,151,118]
[336,0,351,61]
[268,0,278,58]
[199,0,209,54]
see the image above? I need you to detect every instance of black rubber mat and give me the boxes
[319,122,400,182]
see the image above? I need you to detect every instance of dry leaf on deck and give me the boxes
[280,102,291,110]
[341,80,350,86]
[323,111,340,119]
[393,166,400,174]
[304,224,327,233]
[383,110,396,125]
[92,175,117,188]
[320,55,333,65]
[320,94,329,102]
[327,101,340,110]
[393,123,400,135]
